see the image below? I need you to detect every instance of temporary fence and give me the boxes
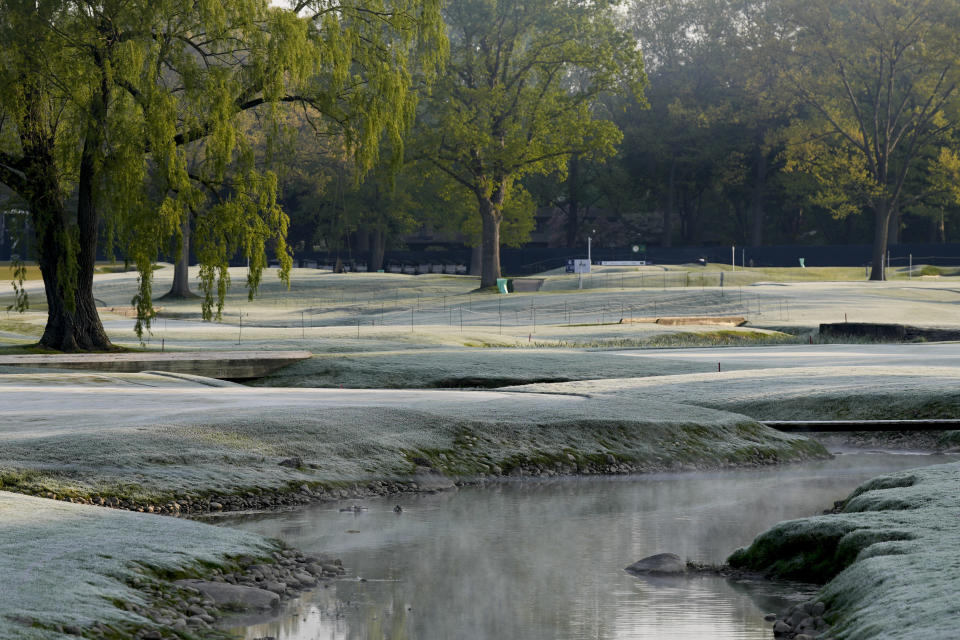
[214,281,796,346]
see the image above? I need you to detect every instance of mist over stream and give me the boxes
[220,451,955,640]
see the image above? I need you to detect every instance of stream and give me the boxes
[221,451,956,640]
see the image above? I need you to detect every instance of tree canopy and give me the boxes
[769,0,960,279]
[413,0,647,288]
[0,0,444,350]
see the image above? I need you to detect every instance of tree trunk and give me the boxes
[565,154,580,248]
[29,138,113,351]
[369,229,385,272]
[17,76,111,352]
[928,213,940,243]
[886,204,900,245]
[469,244,482,276]
[25,49,114,351]
[750,143,766,246]
[869,202,891,281]
[162,213,198,299]
[662,160,675,247]
[479,196,503,288]
[354,229,371,253]
[690,192,703,244]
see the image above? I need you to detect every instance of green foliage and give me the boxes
[0,0,446,344]
[768,0,960,268]
[415,0,647,281]
[435,173,538,248]
[619,0,796,247]
[781,120,883,220]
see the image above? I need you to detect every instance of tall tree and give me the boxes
[0,0,444,350]
[767,0,960,279]
[415,0,646,288]
[624,0,791,249]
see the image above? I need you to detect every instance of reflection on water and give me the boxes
[221,452,956,640]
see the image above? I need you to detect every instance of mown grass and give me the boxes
[0,317,44,338]
[0,262,162,282]
[0,344,58,355]
[0,264,43,281]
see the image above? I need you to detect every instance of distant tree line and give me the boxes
[282,0,960,284]
[3,0,960,349]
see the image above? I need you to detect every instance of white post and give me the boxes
[909,253,912,278]
[731,245,736,271]
[587,236,592,266]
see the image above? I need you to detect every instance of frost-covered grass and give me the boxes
[509,365,960,422]
[7,265,960,352]
[0,316,44,340]
[249,347,730,388]
[0,490,274,639]
[727,461,960,640]
[0,372,825,503]
[3,266,959,639]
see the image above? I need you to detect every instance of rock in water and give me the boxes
[625,553,687,576]
[175,580,279,610]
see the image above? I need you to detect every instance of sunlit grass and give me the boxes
[0,263,43,281]
[0,317,44,338]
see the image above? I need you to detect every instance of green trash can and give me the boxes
[496,278,510,294]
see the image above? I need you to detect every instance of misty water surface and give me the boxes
[223,451,955,640]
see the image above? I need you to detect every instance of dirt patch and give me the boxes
[620,316,747,326]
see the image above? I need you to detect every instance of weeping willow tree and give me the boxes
[0,0,444,351]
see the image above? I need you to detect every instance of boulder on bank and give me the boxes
[625,553,687,576]
[175,579,279,610]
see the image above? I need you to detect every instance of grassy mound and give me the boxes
[727,462,960,639]
[0,491,276,639]
[248,348,715,389]
[0,373,826,506]
[511,366,960,422]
